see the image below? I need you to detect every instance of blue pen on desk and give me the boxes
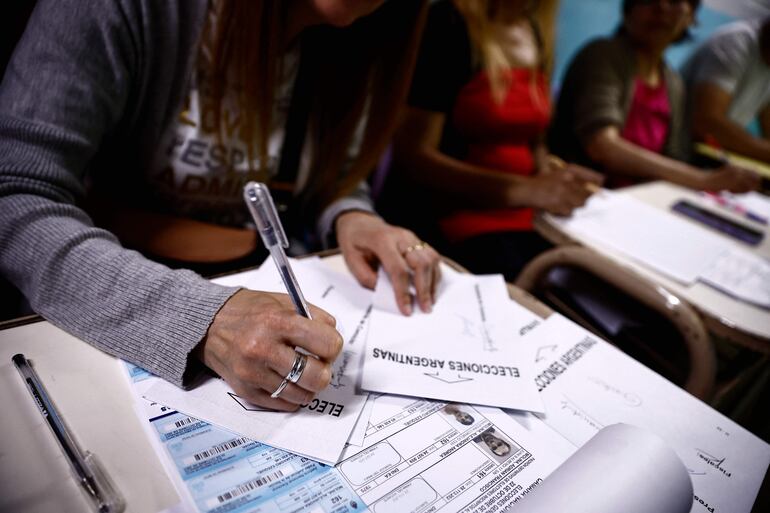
[244,181,312,319]
[12,354,124,513]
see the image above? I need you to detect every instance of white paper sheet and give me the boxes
[552,191,770,307]
[362,270,544,412]
[523,314,770,513]
[145,258,373,465]
[700,247,770,308]
[513,423,693,513]
[346,392,379,447]
[551,191,729,284]
[336,394,574,513]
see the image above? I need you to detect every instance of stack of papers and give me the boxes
[126,256,770,513]
[551,191,770,308]
[362,266,544,412]
[522,314,770,513]
[146,258,373,465]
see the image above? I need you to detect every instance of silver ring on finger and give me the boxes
[270,352,307,398]
[285,351,308,384]
[270,378,290,399]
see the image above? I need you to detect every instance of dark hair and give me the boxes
[622,0,700,15]
[209,0,429,215]
[620,0,701,43]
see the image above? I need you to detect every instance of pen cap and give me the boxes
[244,181,289,248]
[82,451,125,513]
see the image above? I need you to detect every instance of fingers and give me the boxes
[266,345,334,393]
[335,212,442,315]
[566,164,605,186]
[341,245,378,290]
[545,178,592,216]
[404,243,441,313]
[378,244,413,316]
[270,312,343,362]
[712,167,759,193]
[261,371,317,405]
[431,262,442,305]
[306,303,337,328]
[231,383,305,412]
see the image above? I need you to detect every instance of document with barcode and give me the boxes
[124,363,369,513]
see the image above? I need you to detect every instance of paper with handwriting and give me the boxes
[361,267,543,412]
[524,314,770,513]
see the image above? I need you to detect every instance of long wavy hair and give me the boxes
[452,0,558,104]
[205,0,428,214]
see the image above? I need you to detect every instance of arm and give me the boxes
[393,108,520,206]
[0,0,339,411]
[0,0,235,386]
[691,82,770,163]
[393,107,592,212]
[585,126,759,192]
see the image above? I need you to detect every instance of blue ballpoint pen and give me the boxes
[243,181,313,319]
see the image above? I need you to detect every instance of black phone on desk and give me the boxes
[671,200,764,246]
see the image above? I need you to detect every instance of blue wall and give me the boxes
[553,0,738,90]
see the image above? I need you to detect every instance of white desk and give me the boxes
[0,321,180,513]
[535,181,770,352]
[0,254,550,513]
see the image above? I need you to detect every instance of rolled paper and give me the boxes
[514,423,693,513]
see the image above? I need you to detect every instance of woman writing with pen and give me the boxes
[0,0,440,412]
[388,0,603,283]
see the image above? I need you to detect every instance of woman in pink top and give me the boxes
[550,0,759,191]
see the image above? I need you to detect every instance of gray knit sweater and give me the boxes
[0,0,372,386]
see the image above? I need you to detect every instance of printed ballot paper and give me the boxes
[361,267,543,412]
[334,393,696,513]
[145,258,373,465]
[523,314,770,513]
[336,395,573,512]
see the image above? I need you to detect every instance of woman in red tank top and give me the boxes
[390,0,602,281]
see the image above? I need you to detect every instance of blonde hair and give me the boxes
[452,0,559,104]
[207,1,428,215]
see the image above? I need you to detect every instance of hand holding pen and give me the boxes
[193,183,343,412]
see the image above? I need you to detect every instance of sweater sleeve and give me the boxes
[0,0,238,387]
[569,39,629,145]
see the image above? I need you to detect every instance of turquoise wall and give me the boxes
[553,0,738,90]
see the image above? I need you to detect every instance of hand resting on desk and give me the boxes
[195,290,343,412]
